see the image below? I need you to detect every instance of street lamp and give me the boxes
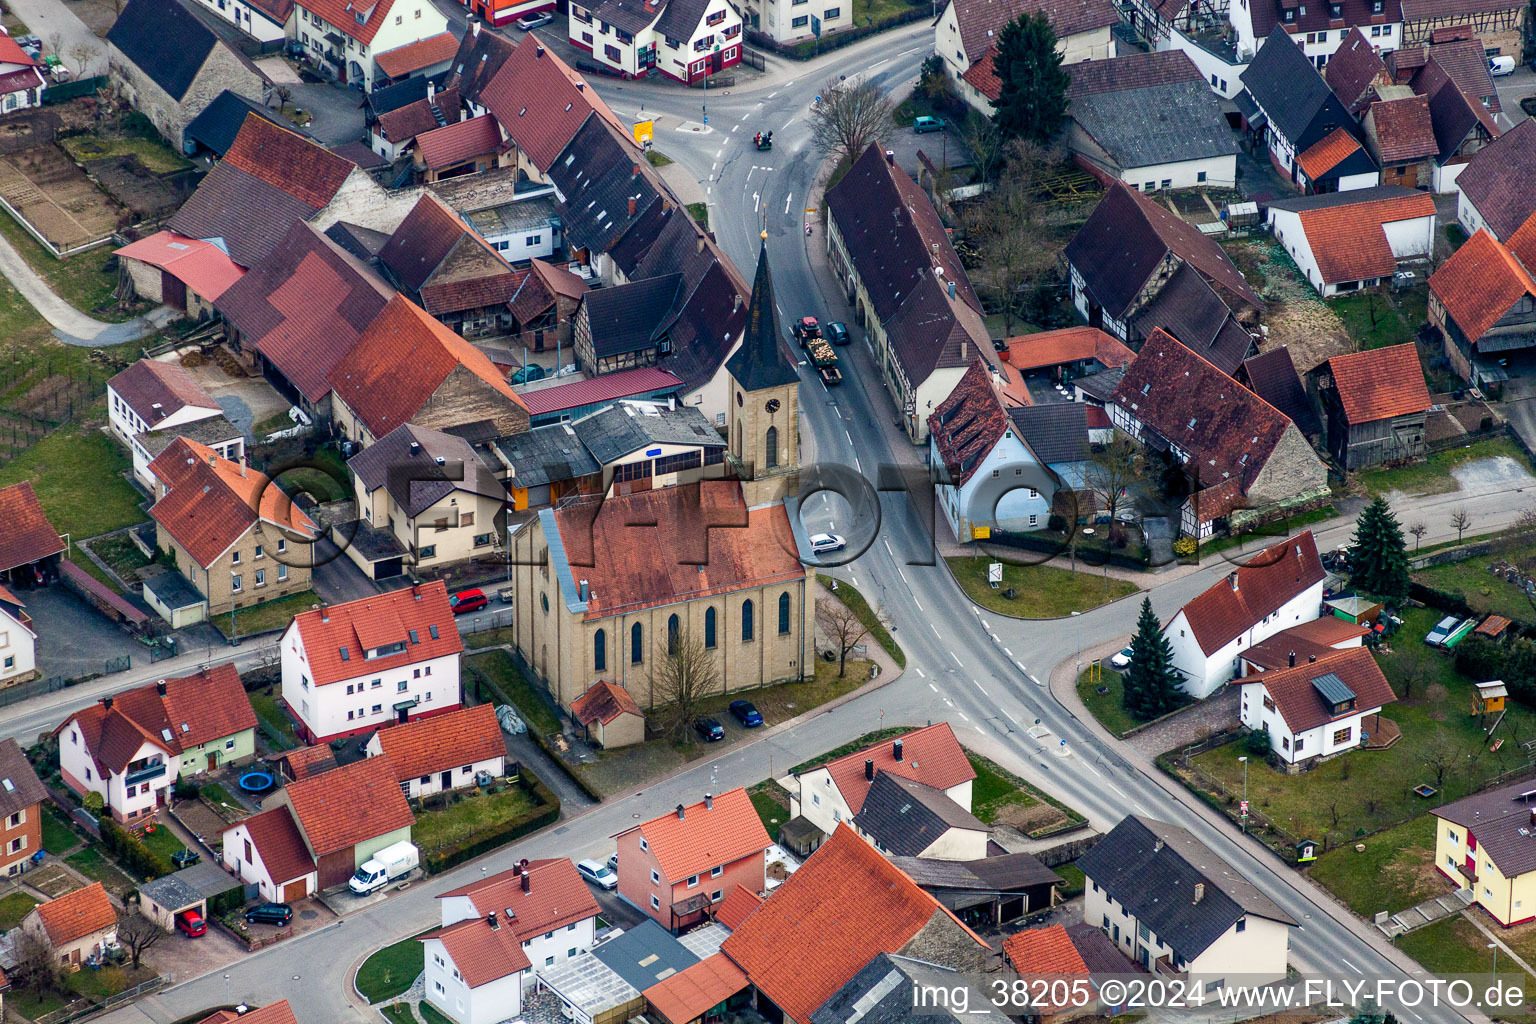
[229,571,239,646]
[1489,941,1499,980]
[1071,610,1082,673]
[1238,755,1249,834]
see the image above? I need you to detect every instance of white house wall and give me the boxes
[1160,30,1245,98]
[1164,578,1325,698]
[222,820,317,901]
[1120,154,1238,192]
[1186,914,1290,987]
[0,605,36,684]
[1459,191,1492,238]
[188,0,290,43]
[425,937,524,1024]
[1382,214,1435,260]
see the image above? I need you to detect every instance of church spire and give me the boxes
[726,239,799,392]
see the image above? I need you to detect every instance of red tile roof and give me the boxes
[1234,646,1397,734]
[376,86,462,147]
[0,32,39,67]
[414,114,501,172]
[960,48,1001,101]
[477,35,632,171]
[1239,617,1371,670]
[273,744,339,781]
[289,581,463,687]
[1175,531,1325,656]
[1295,191,1437,285]
[148,438,318,568]
[329,294,529,438]
[0,481,63,573]
[644,952,749,1024]
[217,1003,297,1024]
[59,665,256,775]
[569,680,643,727]
[224,114,355,209]
[34,882,115,946]
[1003,326,1134,372]
[283,756,413,856]
[373,703,503,782]
[374,31,459,78]
[616,788,769,885]
[1429,227,1536,342]
[426,915,531,985]
[809,723,975,816]
[1368,96,1437,163]
[714,884,763,931]
[1507,212,1536,269]
[430,860,600,982]
[929,359,1009,487]
[518,366,683,417]
[1327,343,1431,424]
[720,825,989,1024]
[233,806,314,885]
[114,233,245,303]
[1004,924,1090,974]
[1476,614,1513,637]
[295,0,398,45]
[107,357,221,425]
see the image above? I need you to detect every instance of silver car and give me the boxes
[516,10,554,29]
[577,858,617,889]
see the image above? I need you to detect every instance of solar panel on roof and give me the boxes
[1310,671,1355,705]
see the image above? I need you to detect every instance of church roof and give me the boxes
[725,242,799,391]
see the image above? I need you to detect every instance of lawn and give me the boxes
[1053,862,1085,899]
[249,691,299,746]
[211,590,320,639]
[685,202,709,230]
[356,933,430,1002]
[412,785,539,854]
[645,150,674,167]
[969,752,1082,835]
[59,136,194,176]
[65,846,136,897]
[817,574,905,667]
[0,212,137,323]
[200,782,237,809]
[8,986,68,1019]
[790,727,911,773]
[465,651,560,736]
[137,821,188,862]
[1356,436,1530,497]
[418,1001,455,1024]
[1188,606,1536,841]
[1306,814,1439,916]
[1330,287,1426,352]
[270,446,350,503]
[380,1005,415,1024]
[851,0,912,26]
[1077,665,1139,738]
[69,963,155,1000]
[464,626,516,650]
[41,804,81,854]
[697,656,870,726]
[947,556,1139,618]
[748,781,789,842]
[0,890,38,929]
[0,426,148,540]
[1397,916,1504,980]
[1413,539,1536,623]
[1197,506,1339,559]
[87,531,151,581]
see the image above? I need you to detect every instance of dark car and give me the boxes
[450,589,488,615]
[693,717,725,741]
[244,903,293,926]
[729,700,763,727]
[826,321,850,346]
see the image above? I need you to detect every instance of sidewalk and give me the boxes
[0,229,178,345]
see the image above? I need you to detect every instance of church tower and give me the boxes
[726,238,801,507]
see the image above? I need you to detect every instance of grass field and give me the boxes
[41,803,81,854]
[466,651,560,736]
[380,1004,415,1024]
[1413,540,1536,622]
[418,1001,455,1024]
[1053,862,1085,898]
[212,590,319,639]
[413,786,539,853]
[60,136,194,176]
[137,821,187,862]
[0,890,38,929]
[1357,436,1530,497]
[65,846,135,896]
[356,933,429,1002]
[749,782,789,842]
[0,426,147,540]
[947,556,1139,618]
[1306,814,1438,916]
[0,211,136,324]
[249,691,299,746]
[645,150,673,167]
[1331,287,1427,352]
[817,574,905,667]
[1077,664,1139,737]
[88,530,151,580]
[969,752,1082,834]
[686,202,708,229]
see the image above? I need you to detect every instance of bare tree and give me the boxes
[807,76,894,170]
[1399,660,1432,702]
[1086,434,1143,526]
[44,31,64,61]
[959,111,1003,185]
[649,628,720,742]
[1409,522,1427,552]
[1422,728,1462,790]
[961,141,1058,336]
[9,931,64,996]
[66,42,97,79]
[1450,508,1472,544]
[816,597,878,678]
[273,84,293,112]
[1517,507,1536,535]
[116,910,164,968]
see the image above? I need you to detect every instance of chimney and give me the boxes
[865,758,874,781]
[732,292,740,313]
[1309,654,1317,663]
[521,870,530,893]
[413,584,422,600]
[1228,571,1239,592]
[960,340,967,360]
[427,80,435,103]
[156,680,167,696]
[472,18,480,33]
[884,150,895,165]
[628,197,636,217]
[676,803,686,820]
[1193,882,1205,904]
[632,163,641,177]
[208,453,217,468]
[696,235,705,255]
[512,862,523,876]
[520,859,528,872]
[103,696,113,710]
[1529,807,1535,828]
[578,579,589,601]
[536,44,544,57]
[948,279,956,300]
[321,606,330,623]
[1154,839,1164,852]
[487,911,499,929]
[1288,651,1296,668]
[705,793,713,811]
[893,738,904,761]
[409,441,421,456]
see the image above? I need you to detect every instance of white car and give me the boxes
[809,532,846,554]
[1489,55,1515,76]
[1109,646,1133,670]
[576,858,617,889]
[516,10,553,29]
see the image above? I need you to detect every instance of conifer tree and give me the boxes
[1350,496,1411,602]
[1124,597,1181,720]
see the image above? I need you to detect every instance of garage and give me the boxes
[138,872,206,933]
[282,879,309,903]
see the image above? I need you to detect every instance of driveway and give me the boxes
[24,584,146,687]
[179,359,288,442]
[286,80,369,147]
[310,537,382,604]
[1502,397,1536,452]
[1495,66,1534,127]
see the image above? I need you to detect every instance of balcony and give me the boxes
[1153,955,1188,980]
[124,761,166,786]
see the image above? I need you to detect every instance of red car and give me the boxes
[175,909,206,937]
[450,589,488,615]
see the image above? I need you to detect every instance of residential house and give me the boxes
[187,0,293,43]
[518,367,685,427]
[183,91,313,160]
[939,0,1117,115]
[364,702,506,798]
[279,581,464,744]
[720,824,992,1024]
[374,31,459,85]
[825,145,993,443]
[424,860,602,1024]
[222,805,319,902]
[1237,347,1322,438]
[1387,31,1501,111]
[370,83,462,164]
[23,882,117,968]
[1230,0,1404,69]
[1062,51,1238,191]
[614,789,770,931]
[1362,94,1438,186]
[106,0,269,151]
[115,232,246,322]
[1293,128,1381,194]
[1266,186,1437,296]
[0,33,45,113]
[414,114,504,182]
[290,0,450,90]
[0,587,36,688]
[891,853,1061,925]
[1325,27,1392,113]
[1401,0,1526,56]
[0,738,46,876]
[133,415,247,495]
[1116,0,1248,99]
[451,0,551,32]
[644,952,753,1024]
[571,400,729,495]
[272,744,339,783]
[1109,333,1329,537]
[1002,925,1094,1021]
[1238,615,1371,672]
[106,357,244,490]
[56,666,257,822]
[809,954,1013,1024]
[999,326,1134,390]
[1234,646,1397,764]
[260,755,414,888]
[567,0,742,83]
[1433,778,1536,926]
[426,172,566,267]
[544,118,664,274]
[378,194,524,339]
[1078,816,1295,983]
[506,258,587,352]
[1458,117,1536,243]
[1416,59,1500,192]
[491,422,603,513]
[1319,342,1432,468]
[1161,531,1327,697]
[146,438,318,620]
[197,1003,300,1024]
[786,725,975,846]
[852,770,990,861]
[344,423,509,578]
[1240,27,1365,185]
[0,482,64,589]
[746,0,849,44]
[540,918,718,1022]
[569,679,646,748]
[1429,225,1536,392]
[1063,182,1261,361]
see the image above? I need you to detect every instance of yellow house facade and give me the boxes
[1434,781,1536,927]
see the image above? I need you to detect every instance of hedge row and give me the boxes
[469,665,604,804]
[745,3,929,59]
[422,770,561,874]
[99,818,175,880]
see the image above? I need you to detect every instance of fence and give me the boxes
[745,5,929,59]
[1031,832,1102,868]
[40,76,107,105]
[0,673,70,709]
[739,48,766,70]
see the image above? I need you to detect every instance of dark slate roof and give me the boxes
[135,414,243,457]
[368,72,448,117]
[852,771,988,858]
[890,852,1061,892]
[1131,263,1252,375]
[1074,367,1124,403]
[586,0,661,35]
[0,738,47,819]
[138,871,203,913]
[1240,346,1321,435]
[810,954,1012,1024]
[1008,403,1090,465]
[108,0,219,102]
[168,162,319,269]
[441,25,516,106]
[325,221,391,261]
[653,0,710,41]
[1246,0,1403,41]
[1325,28,1389,113]
[1456,115,1536,239]
[1076,816,1295,961]
[142,568,204,610]
[493,422,600,488]
[1067,52,1236,170]
[185,91,293,156]
[573,400,723,465]
[1266,182,1422,213]
[590,919,700,991]
[1240,26,1340,143]
[885,272,991,389]
[1435,779,1536,879]
[549,117,664,258]
[1420,60,1500,165]
[726,244,799,392]
[347,423,505,517]
[582,274,682,357]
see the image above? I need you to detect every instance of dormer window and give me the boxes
[1283,7,1294,19]
[1329,2,1341,16]
[354,10,365,22]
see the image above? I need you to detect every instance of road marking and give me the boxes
[711,162,718,172]
[897,566,909,585]
[915,665,926,678]
[715,148,723,157]
[883,538,893,555]
[943,698,953,707]
[768,90,778,97]
[991,633,1000,643]
[846,430,853,444]
[931,623,942,637]
[781,116,796,130]
[1015,660,1027,672]
[1108,784,1128,799]
[1004,648,1012,657]
[753,192,760,212]
[1340,960,1359,973]
[949,651,963,666]
[981,618,990,630]
[958,711,970,721]
[973,679,988,695]
[1028,673,1042,686]
[912,594,923,611]
[1004,708,1019,723]
[706,186,711,194]
[784,193,793,215]
[1086,763,1101,777]
[928,683,937,692]
[732,124,740,132]
[854,456,861,473]
[868,57,889,70]
[898,45,922,55]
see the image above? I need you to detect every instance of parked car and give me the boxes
[809,532,846,554]
[516,10,553,29]
[244,903,293,926]
[511,364,545,385]
[826,321,850,346]
[450,588,488,615]
[576,858,618,889]
[607,852,618,872]
[175,909,206,937]
[693,717,725,742]
[349,840,419,895]
[1109,646,1133,671]
[729,699,763,727]
[913,115,946,133]
[1489,55,1516,75]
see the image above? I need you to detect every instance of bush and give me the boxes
[82,792,104,815]
[1173,537,1198,558]
[421,772,561,873]
[207,886,245,919]
[99,818,175,880]
[173,780,201,800]
[1244,727,1271,757]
